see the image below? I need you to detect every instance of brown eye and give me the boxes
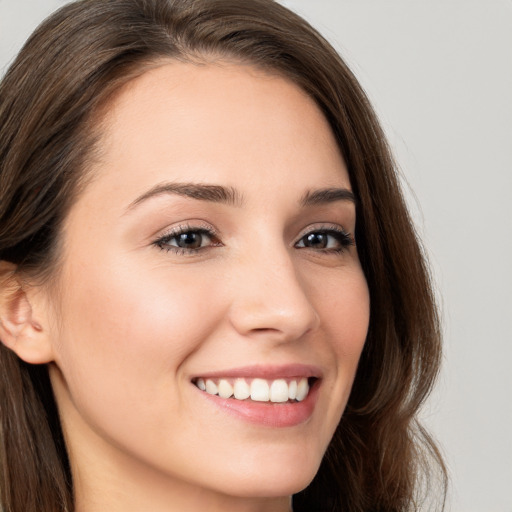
[295,229,353,252]
[174,232,205,249]
[155,228,217,252]
[302,232,329,249]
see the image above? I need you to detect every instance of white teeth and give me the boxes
[205,379,218,395]
[250,378,270,402]
[196,377,312,402]
[269,379,289,403]
[296,378,309,402]
[233,378,251,400]
[217,379,234,399]
[288,380,297,400]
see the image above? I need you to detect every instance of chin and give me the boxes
[207,448,322,499]
[219,473,316,500]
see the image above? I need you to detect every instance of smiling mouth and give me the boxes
[193,377,316,403]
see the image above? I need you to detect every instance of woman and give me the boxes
[0,0,446,511]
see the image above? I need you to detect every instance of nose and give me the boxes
[227,248,319,343]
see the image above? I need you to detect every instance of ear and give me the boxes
[0,261,54,364]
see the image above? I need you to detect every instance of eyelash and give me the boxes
[295,226,354,254]
[153,224,354,255]
[153,223,221,255]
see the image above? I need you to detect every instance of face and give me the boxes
[45,62,370,506]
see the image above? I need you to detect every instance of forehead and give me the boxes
[85,61,350,209]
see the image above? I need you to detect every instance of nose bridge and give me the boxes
[228,240,319,341]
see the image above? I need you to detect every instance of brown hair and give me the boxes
[0,0,446,510]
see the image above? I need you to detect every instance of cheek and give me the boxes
[61,254,220,354]
[308,265,369,411]
[333,281,369,360]
[52,252,225,425]
[312,265,370,358]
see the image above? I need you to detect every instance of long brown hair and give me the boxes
[0,1,446,510]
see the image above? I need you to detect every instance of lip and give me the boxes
[191,364,322,428]
[192,364,322,380]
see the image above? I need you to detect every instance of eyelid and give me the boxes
[293,223,355,253]
[155,221,219,240]
[294,223,353,242]
[152,221,221,253]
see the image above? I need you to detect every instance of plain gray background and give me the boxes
[1,1,511,511]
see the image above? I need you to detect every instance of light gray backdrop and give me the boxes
[1,1,511,511]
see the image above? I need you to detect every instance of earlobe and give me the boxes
[0,261,54,364]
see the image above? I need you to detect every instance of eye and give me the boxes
[170,231,209,249]
[154,225,220,253]
[295,228,354,253]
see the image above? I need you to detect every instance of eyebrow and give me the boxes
[126,182,244,211]
[300,187,356,207]
[126,182,355,212]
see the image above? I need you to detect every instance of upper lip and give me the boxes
[191,364,323,381]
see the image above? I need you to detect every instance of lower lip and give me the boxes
[195,380,320,428]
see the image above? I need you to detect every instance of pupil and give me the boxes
[177,232,202,249]
[306,232,327,248]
